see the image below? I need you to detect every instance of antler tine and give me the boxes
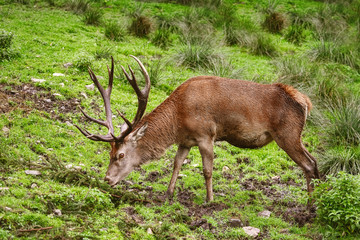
[120,55,151,127]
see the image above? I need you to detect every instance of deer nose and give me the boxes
[104,175,110,183]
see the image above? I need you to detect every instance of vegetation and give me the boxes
[1,0,360,239]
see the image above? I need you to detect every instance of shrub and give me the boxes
[325,98,360,146]
[263,12,285,34]
[66,0,90,14]
[151,28,172,49]
[94,45,112,60]
[319,148,360,175]
[175,42,222,70]
[249,33,277,57]
[0,29,17,61]
[224,18,258,46]
[309,41,360,71]
[83,7,103,26]
[313,172,360,235]
[74,52,94,71]
[203,57,244,79]
[104,21,126,41]
[284,24,307,45]
[148,58,165,86]
[128,4,152,38]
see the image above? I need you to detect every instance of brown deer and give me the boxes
[75,56,320,202]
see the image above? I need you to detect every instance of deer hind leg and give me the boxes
[273,136,319,193]
[198,139,214,202]
[166,146,190,198]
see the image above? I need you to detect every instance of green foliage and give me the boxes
[66,0,90,14]
[319,148,360,175]
[325,98,360,146]
[83,7,103,26]
[313,172,360,235]
[250,33,277,57]
[263,12,285,34]
[0,29,17,61]
[128,4,153,38]
[309,41,360,71]
[284,24,308,45]
[94,44,113,60]
[74,52,94,71]
[104,21,127,41]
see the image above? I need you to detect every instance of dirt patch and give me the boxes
[0,83,79,121]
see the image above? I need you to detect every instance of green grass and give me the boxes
[1,0,360,239]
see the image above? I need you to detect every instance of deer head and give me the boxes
[75,56,150,186]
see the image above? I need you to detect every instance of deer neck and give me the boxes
[136,100,178,163]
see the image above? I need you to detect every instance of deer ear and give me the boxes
[130,123,148,142]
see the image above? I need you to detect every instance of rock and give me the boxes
[80,92,88,99]
[25,170,41,176]
[53,209,62,216]
[272,176,281,181]
[65,164,73,169]
[53,93,61,97]
[31,78,46,83]
[30,183,38,188]
[53,73,65,77]
[147,228,153,235]
[59,83,65,87]
[5,207,12,211]
[2,126,9,136]
[228,218,243,228]
[47,148,54,151]
[222,166,230,172]
[258,210,271,218]
[280,229,289,234]
[0,187,9,190]
[178,174,187,178]
[65,121,72,127]
[243,226,260,237]
[63,62,73,68]
[85,83,94,91]
[44,99,52,103]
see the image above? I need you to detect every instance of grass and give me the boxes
[0,0,360,239]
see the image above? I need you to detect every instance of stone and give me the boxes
[25,170,41,176]
[80,92,88,99]
[31,183,38,188]
[243,226,260,237]
[0,187,9,190]
[258,210,271,218]
[53,73,65,77]
[2,126,9,136]
[5,207,12,211]
[53,93,61,97]
[59,83,65,87]
[222,166,230,172]
[63,62,73,68]
[85,83,95,91]
[53,209,62,216]
[272,176,281,181]
[228,218,243,228]
[44,99,52,103]
[147,228,153,235]
[31,78,46,83]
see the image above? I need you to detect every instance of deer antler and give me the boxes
[75,56,151,142]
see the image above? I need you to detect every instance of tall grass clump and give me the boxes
[313,172,360,235]
[66,0,90,14]
[203,58,244,79]
[104,21,127,41]
[151,15,176,49]
[250,33,277,57]
[260,0,285,34]
[148,58,166,87]
[0,29,18,61]
[325,98,360,146]
[309,41,360,71]
[94,45,112,60]
[319,148,360,175]
[128,4,153,38]
[83,7,103,26]
[224,18,258,46]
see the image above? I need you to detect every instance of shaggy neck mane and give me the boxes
[136,98,178,163]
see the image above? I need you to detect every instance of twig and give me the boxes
[18,226,53,232]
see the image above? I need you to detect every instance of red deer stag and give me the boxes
[75,56,320,202]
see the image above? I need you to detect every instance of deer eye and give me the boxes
[118,153,125,159]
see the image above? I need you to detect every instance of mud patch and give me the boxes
[0,83,79,121]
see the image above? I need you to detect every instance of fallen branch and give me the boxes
[18,226,53,232]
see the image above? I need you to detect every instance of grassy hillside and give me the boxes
[1,0,360,239]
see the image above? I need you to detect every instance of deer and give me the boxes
[75,56,320,202]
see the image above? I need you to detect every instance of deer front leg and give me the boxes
[198,140,214,202]
[166,146,190,198]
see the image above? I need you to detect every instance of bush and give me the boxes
[66,0,90,14]
[319,148,360,175]
[104,21,126,41]
[74,52,94,71]
[151,28,172,49]
[0,29,17,61]
[83,7,103,26]
[313,172,360,235]
[263,12,285,34]
[203,57,244,79]
[128,4,152,38]
[249,33,277,57]
[326,98,360,146]
[224,18,258,46]
[94,45,112,60]
[309,41,360,71]
[284,24,307,45]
